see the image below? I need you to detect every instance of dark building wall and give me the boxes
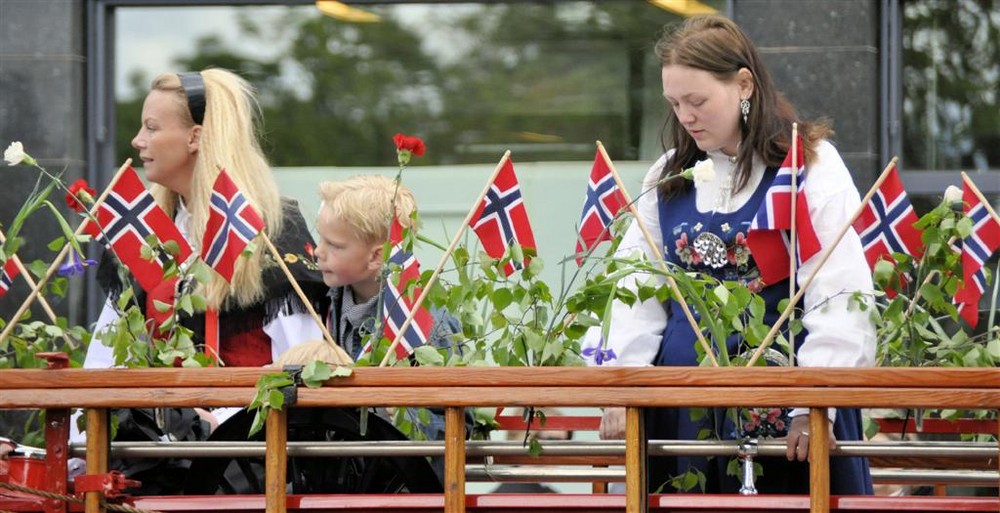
[735,0,881,188]
[0,0,88,326]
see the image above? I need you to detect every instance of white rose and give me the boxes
[4,141,26,166]
[943,185,963,205]
[689,158,716,185]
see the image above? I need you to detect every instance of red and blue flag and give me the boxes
[0,257,21,297]
[576,150,627,266]
[746,136,822,285]
[201,169,265,283]
[852,166,924,296]
[380,217,434,359]
[83,166,192,292]
[470,159,537,276]
[954,181,1000,327]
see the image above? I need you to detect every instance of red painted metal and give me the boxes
[40,352,70,513]
[72,472,140,499]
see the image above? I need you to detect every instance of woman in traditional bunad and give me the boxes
[586,15,875,494]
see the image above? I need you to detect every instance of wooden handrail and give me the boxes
[2,366,998,390]
[1,366,997,513]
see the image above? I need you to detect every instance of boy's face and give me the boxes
[314,208,383,293]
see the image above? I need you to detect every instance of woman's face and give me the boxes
[131,89,199,198]
[662,64,748,156]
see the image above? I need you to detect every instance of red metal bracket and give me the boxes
[73,472,140,499]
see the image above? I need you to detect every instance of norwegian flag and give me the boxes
[575,150,627,266]
[201,169,265,283]
[83,167,192,292]
[0,257,21,297]
[469,159,537,276]
[380,217,435,359]
[954,181,1000,327]
[853,166,924,267]
[746,135,822,285]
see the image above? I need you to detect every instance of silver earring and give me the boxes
[740,98,750,124]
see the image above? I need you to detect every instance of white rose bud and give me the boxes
[943,185,963,205]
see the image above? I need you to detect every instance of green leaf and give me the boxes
[153,300,172,313]
[47,237,66,252]
[302,360,332,387]
[331,365,353,378]
[414,345,445,366]
[492,288,514,311]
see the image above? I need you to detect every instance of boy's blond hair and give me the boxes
[318,175,417,246]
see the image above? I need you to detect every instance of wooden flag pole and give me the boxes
[746,156,899,366]
[961,172,1000,226]
[787,123,800,366]
[596,141,718,367]
[378,151,512,367]
[1,159,133,343]
[0,229,75,349]
[259,232,353,366]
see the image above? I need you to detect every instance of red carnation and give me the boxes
[65,178,96,213]
[393,133,426,157]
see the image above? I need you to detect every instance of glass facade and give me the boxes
[114,2,728,168]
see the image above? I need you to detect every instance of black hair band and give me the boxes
[177,72,206,125]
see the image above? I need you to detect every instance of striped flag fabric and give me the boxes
[575,150,627,266]
[0,257,21,297]
[853,166,924,268]
[469,159,537,276]
[201,169,265,283]
[380,217,434,359]
[83,166,192,292]
[746,135,822,285]
[954,181,1000,327]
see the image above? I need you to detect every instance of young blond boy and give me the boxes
[314,175,455,359]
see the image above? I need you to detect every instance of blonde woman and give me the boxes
[86,69,325,368]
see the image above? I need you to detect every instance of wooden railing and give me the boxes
[1,366,998,513]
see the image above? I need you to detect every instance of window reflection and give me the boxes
[115,2,729,167]
[902,0,999,173]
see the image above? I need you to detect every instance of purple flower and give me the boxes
[57,249,96,277]
[582,344,617,366]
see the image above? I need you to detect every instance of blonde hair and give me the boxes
[148,68,283,309]
[318,175,417,246]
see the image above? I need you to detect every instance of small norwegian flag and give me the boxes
[83,167,192,292]
[746,135,822,285]
[469,159,537,276]
[575,150,627,266]
[380,217,434,360]
[954,181,1000,328]
[853,166,924,267]
[201,169,265,283]
[0,257,21,297]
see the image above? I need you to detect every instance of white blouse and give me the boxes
[582,141,877,417]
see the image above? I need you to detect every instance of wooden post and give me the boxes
[84,409,108,513]
[444,407,466,513]
[808,408,830,513]
[625,407,647,513]
[265,408,288,513]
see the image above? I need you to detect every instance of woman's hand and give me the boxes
[599,407,626,440]
[785,414,837,461]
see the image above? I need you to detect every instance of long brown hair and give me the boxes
[654,15,832,197]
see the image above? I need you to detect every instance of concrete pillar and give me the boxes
[735,0,881,187]
[0,0,87,328]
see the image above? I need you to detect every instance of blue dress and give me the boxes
[648,164,873,495]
